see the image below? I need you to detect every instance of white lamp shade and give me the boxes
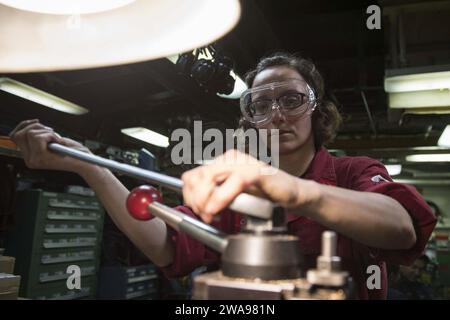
[0,0,137,15]
[0,0,241,72]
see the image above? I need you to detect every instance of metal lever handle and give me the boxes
[149,201,228,253]
[48,142,273,219]
[126,185,228,253]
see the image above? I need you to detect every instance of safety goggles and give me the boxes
[240,79,317,126]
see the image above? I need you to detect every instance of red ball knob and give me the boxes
[126,185,162,221]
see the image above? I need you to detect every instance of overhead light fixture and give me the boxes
[167,54,248,99]
[0,0,241,72]
[385,66,450,109]
[168,47,247,99]
[217,71,248,99]
[121,127,169,148]
[403,107,450,115]
[406,154,450,162]
[0,0,136,15]
[385,164,402,176]
[388,89,450,109]
[438,125,450,147]
[385,69,450,93]
[409,146,450,151]
[0,77,88,115]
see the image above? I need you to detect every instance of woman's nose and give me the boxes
[270,104,287,124]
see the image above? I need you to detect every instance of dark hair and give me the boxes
[241,52,342,149]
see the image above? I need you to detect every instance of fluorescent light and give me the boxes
[409,146,450,151]
[406,154,450,162]
[438,125,450,147]
[385,70,450,93]
[0,0,241,72]
[385,164,402,176]
[121,127,169,148]
[403,107,450,115]
[0,0,135,15]
[385,66,450,109]
[0,77,88,115]
[388,89,450,109]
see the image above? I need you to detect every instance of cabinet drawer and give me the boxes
[32,278,96,300]
[45,209,101,222]
[43,221,98,234]
[40,249,96,265]
[42,235,99,249]
[42,192,101,211]
[37,263,96,284]
[125,280,159,300]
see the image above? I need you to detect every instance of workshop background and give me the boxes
[1,0,450,300]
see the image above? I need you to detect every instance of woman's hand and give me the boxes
[10,119,94,174]
[181,149,317,223]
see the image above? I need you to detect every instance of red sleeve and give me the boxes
[160,206,239,278]
[350,157,437,265]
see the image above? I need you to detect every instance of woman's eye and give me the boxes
[281,94,302,107]
[251,101,271,114]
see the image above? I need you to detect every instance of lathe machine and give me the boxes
[48,142,353,300]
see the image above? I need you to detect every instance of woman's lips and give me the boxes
[279,130,292,136]
[276,130,294,141]
[268,129,293,137]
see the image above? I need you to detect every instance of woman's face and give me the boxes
[251,66,315,154]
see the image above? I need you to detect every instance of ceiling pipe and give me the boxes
[360,90,378,137]
[397,12,408,67]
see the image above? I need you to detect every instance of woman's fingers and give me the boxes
[9,120,91,173]
[26,127,62,152]
[181,171,197,213]
[242,184,269,199]
[11,123,42,155]
[11,122,52,152]
[30,130,62,153]
[26,131,61,168]
[9,119,39,138]
[61,137,82,148]
[182,168,215,215]
[204,173,249,217]
[192,176,219,216]
[11,122,50,143]
[181,149,273,222]
[10,119,63,169]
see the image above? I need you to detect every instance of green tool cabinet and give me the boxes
[6,189,104,299]
[97,264,160,300]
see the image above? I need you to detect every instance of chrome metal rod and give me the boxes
[149,202,228,253]
[48,143,181,192]
[48,142,273,219]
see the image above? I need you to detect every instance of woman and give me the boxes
[10,52,436,299]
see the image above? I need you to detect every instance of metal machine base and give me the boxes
[193,271,350,300]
